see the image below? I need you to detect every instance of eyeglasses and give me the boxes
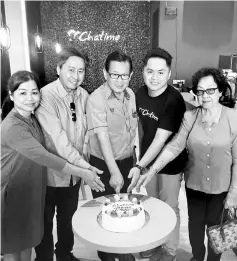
[70,102,77,122]
[196,88,218,96]
[108,72,130,80]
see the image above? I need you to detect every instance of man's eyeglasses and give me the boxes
[196,88,218,96]
[108,72,130,80]
[70,102,77,122]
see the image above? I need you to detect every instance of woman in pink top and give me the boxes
[1,71,104,261]
[136,68,237,261]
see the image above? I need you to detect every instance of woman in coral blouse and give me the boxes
[1,71,104,261]
[136,68,237,261]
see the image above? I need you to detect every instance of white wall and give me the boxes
[158,1,237,86]
[4,0,30,74]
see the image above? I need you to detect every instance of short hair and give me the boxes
[143,48,173,68]
[1,71,40,120]
[192,68,229,94]
[104,50,133,74]
[7,70,40,94]
[57,47,89,69]
[192,67,235,108]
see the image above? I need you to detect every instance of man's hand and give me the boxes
[127,167,141,193]
[136,168,156,192]
[89,165,103,175]
[82,167,105,192]
[109,173,124,194]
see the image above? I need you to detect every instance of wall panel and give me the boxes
[40,1,151,93]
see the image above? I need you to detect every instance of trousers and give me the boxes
[35,181,80,261]
[156,173,182,256]
[89,155,134,261]
[89,155,133,198]
[185,186,227,261]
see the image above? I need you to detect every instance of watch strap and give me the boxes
[134,164,145,172]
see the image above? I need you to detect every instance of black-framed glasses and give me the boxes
[70,102,77,122]
[108,72,130,80]
[196,88,218,96]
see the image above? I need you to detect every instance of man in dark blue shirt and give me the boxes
[128,48,186,261]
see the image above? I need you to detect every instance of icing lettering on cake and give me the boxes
[101,194,145,233]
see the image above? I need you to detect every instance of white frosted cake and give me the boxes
[101,194,145,233]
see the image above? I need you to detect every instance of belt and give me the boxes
[90,155,133,165]
[115,156,133,165]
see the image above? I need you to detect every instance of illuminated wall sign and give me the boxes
[67,29,121,42]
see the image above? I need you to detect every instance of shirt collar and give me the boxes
[201,105,222,123]
[55,78,81,99]
[213,106,222,123]
[103,82,130,100]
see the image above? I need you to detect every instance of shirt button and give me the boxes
[207,141,210,144]
[207,154,210,157]
[208,128,211,131]
[207,166,210,168]
[207,177,210,180]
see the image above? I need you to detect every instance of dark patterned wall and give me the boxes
[40,1,150,93]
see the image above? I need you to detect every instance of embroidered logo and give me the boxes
[139,107,158,121]
[110,108,115,113]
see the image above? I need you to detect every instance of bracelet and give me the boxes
[230,185,237,189]
[134,164,145,173]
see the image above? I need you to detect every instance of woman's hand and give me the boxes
[224,186,237,209]
[136,167,157,192]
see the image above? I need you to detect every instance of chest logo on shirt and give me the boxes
[109,108,115,113]
[139,107,158,121]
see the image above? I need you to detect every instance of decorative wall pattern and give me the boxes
[40,1,150,93]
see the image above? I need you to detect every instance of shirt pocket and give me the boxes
[107,108,125,134]
[130,109,138,131]
[80,112,87,133]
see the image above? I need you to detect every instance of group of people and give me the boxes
[1,46,237,261]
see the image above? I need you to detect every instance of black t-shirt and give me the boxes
[136,85,187,174]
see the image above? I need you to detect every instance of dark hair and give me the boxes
[192,67,235,108]
[104,50,133,74]
[143,48,173,68]
[57,47,89,69]
[1,70,40,120]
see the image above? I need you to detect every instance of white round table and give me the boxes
[72,194,177,254]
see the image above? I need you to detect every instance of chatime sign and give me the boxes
[67,29,121,42]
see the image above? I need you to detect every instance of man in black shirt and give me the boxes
[127,48,186,261]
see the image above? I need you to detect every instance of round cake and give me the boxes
[101,194,145,233]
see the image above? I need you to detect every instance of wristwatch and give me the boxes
[134,164,145,173]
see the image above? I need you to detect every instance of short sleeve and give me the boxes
[159,93,186,133]
[86,92,108,135]
[135,87,144,115]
